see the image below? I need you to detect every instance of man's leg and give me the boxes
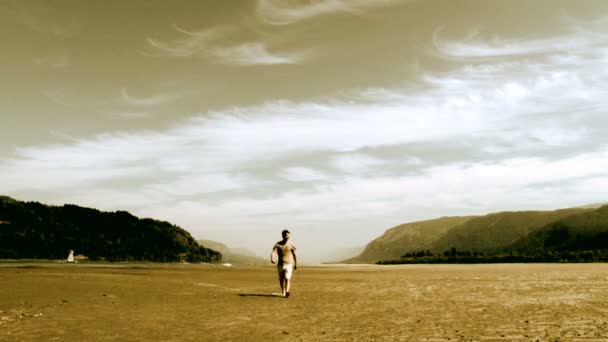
[279,272,286,296]
[284,278,291,297]
[283,264,292,297]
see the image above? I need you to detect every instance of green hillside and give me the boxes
[432,208,589,252]
[345,216,476,263]
[0,196,221,263]
[381,204,608,263]
[513,205,608,252]
[349,205,606,264]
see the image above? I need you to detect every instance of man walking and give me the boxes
[271,229,297,298]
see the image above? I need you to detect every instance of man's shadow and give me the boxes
[238,293,284,298]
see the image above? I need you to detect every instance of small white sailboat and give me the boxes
[66,250,75,263]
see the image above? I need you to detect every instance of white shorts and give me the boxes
[278,263,294,280]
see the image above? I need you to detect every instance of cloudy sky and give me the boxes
[2,0,608,263]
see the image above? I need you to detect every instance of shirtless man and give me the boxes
[271,229,297,298]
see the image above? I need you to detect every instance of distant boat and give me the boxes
[66,250,76,263]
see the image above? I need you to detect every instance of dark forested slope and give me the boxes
[512,205,608,252]
[0,196,221,262]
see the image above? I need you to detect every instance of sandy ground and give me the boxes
[0,263,607,341]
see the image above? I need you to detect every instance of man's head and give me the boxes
[282,229,290,239]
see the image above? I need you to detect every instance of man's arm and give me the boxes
[292,249,297,270]
[270,245,277,264]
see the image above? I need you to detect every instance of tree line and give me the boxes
[379,248,608,264]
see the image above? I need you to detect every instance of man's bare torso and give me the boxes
[273,240,296,265]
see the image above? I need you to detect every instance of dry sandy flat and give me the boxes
[1,263,607,341]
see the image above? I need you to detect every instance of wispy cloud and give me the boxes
[41,86,181,118]
[431,22,606,59]
[212,42,302,65]
[145,25,225,58]
[144,25,302,66]
[255,0,407,25]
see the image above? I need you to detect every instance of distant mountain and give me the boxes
[348,205,600,264]
[0,196,221,262]
[198,239,269,265]
[345,216,475,263]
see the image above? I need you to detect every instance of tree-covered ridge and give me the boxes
[0,196,221,262]
[432,208,588,252]
[513,205,608,252]
[381,205,608,264]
